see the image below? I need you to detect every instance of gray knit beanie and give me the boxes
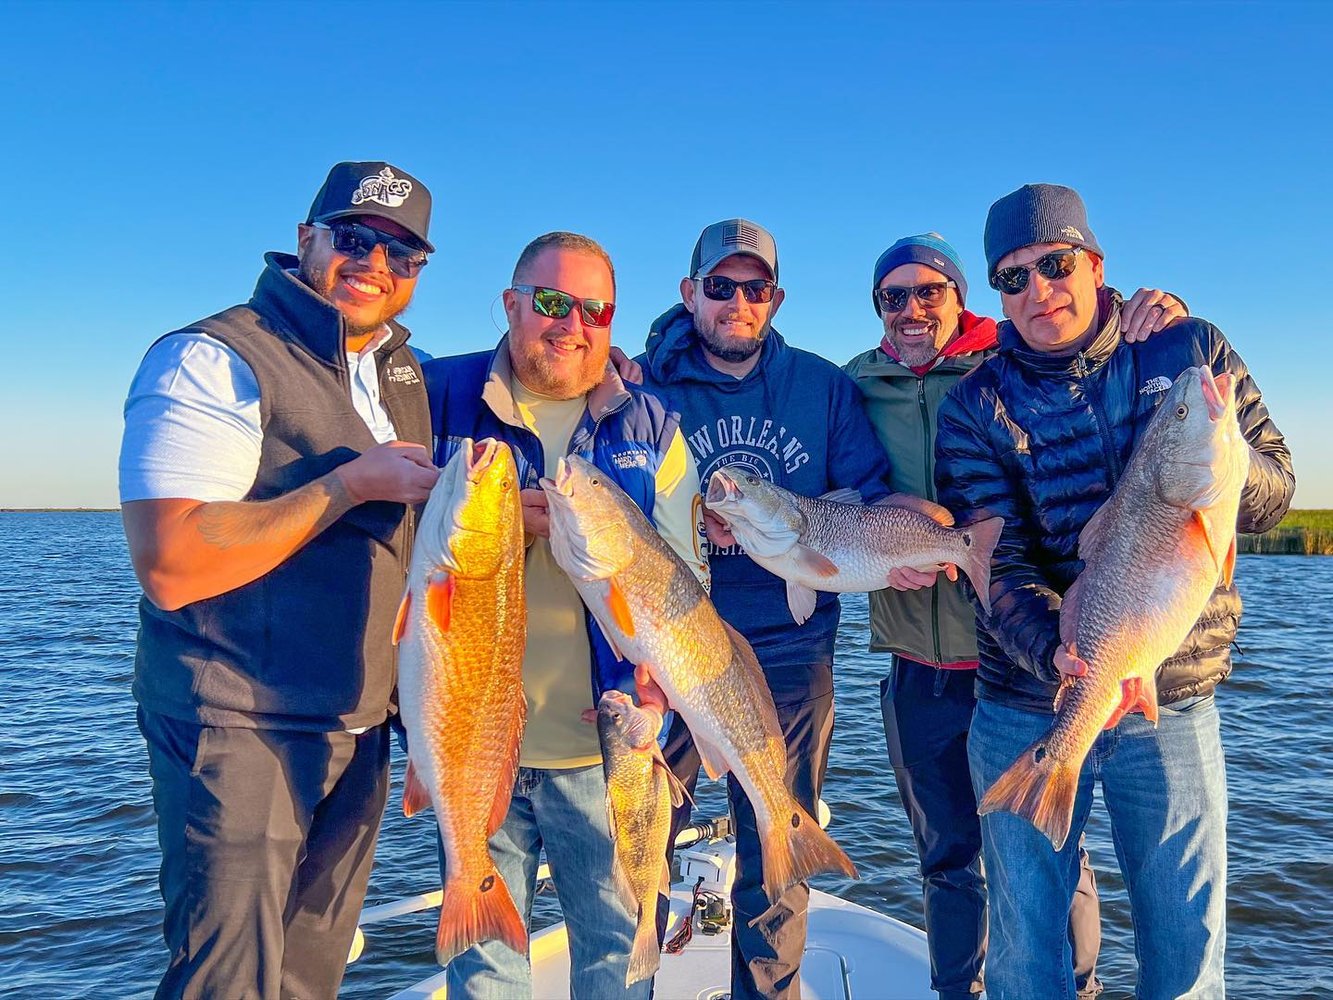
[984,184,1103,281]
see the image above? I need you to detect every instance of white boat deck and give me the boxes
[363,830,934,1000]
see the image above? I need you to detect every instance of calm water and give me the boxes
[2,512,1330,999]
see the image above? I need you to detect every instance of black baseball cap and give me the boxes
[306,161,435,253]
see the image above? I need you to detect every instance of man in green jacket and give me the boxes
[844,233,1183,1000]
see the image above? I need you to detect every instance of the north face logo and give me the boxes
[1139,376,1173,395]
[1060,225,1084,241]
[351,167,412,209]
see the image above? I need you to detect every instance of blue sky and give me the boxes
[1,1,1327,508]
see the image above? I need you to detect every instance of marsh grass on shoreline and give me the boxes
[1239,510,1333,555]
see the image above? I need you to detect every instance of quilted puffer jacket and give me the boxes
[935,289,1294,712]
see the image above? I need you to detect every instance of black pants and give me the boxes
[663,666,835,1000]
[138,708,390,1000]
[882,658,1102,1000]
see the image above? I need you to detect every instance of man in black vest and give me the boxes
[120,161,439,999]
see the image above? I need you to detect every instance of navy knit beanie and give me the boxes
[871,233,967,316]
[983,184,1103,281]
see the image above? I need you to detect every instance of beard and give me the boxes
[300,259,407,338]
[511,340,609,400]
[695,314,772,364]
[885,318,951,368]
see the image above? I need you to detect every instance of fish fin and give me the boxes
[426,572,455,633]
[1059,577,1083,650]
[593,614,627,662]
[758,799,858,904]
[626,898,662,986]
[402,759,431,818]
[652,744,691,809]
[1191,509,1221,570]
[392,588,411,646]
[1053,674,1077,713]
[786,580,819,625]
[794,544,839,578]
[435,867,527,967]
[818,487,862,504]
[882,491,955,527]
[978,739,1080,850]
[1222,533,1237,589]
[691,729,731,782]
[1105,675,1161,730]
[486,708,524,837]
[957,516,1004,616]
[606,578,636,638]
[1077,499,1113,562]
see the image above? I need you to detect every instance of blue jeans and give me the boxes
[969,695,1227,1000]
[445,763,650,1000]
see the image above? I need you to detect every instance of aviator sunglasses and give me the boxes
[874,280,957,314]
[990,247,1084,296]
[698,275,778,304]
[512,285,616,327]
[316,222,430,279]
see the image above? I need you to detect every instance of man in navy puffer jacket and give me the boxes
[935,184,1294,1000]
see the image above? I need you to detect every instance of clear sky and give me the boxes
[1,1,1328,508]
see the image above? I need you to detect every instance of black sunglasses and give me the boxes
[990,247,1083,295]
[316,221,430,279]
[698,275,777,304]
[512,284,616,327]
[874,280,956,314]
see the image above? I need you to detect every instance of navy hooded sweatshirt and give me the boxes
[638,304,892,700]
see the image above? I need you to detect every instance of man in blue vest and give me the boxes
[120,161,439,998]
[638,219,892,1000]
[422,231,707,998]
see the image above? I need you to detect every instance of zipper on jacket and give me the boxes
[918,377,943,665]
[1076,351,1123,484]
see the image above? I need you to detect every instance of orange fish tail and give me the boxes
[960,516,1004,616]
[759,800,858,904]
[625,906,662,986]
[978,741,1079,851]
[435,868,527,967]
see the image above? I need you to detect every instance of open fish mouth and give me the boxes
[539,456,575,499]
[705,468,741,506]
[1199,368,1234,422]
[464,438,500,483]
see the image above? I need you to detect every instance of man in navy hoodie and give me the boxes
[638,219,892,1000]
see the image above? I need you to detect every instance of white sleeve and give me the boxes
[118,332,264,503]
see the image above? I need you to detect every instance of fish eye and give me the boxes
[1175,404,1189,419]
[590,476,601,486]
[501,477,511,489]
[745,475,759,484]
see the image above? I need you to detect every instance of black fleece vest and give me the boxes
[132,255,430,731]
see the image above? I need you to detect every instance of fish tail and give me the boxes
[978,740,1078,851]
[959,515,1005,615]
[760,800,858,904]
[625,904,662,986]
[435,867,527,966]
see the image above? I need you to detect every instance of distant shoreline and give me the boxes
[2,508,119,513]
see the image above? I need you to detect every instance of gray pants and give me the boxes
[138,707,389,1000]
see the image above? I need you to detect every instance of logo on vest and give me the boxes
[351,167,413,209]
[387,365,421,385]
[612,449,650,470]
[1139,375,1173,395]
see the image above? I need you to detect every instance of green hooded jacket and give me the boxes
[843,311,996,665]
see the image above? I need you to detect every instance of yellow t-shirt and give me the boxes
[510,377,708,769]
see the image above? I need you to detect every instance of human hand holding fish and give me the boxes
[886,563,959,591]
[702,505,735,547]
[520,487,550,539]
[334,440,440,504]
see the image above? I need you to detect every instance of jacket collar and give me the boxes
[481,335,630,429]
[874,309,998,375]
[998,287,1124,375]
[252,252,412,368]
